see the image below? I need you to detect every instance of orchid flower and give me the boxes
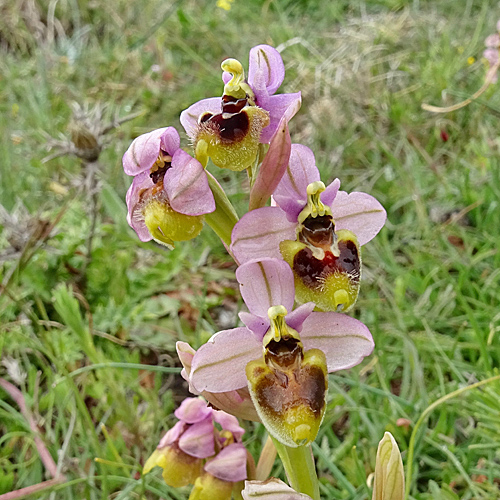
[231,144,386,312]
[144,397,247,499]
[180,258,374,447]
[180,45,301,171]
[122,127,215,248]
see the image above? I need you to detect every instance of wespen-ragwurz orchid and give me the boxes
[180,258,374,447]
[231,144,386,312]
[122,127,215,248]
[143,397,247,500]
[180,45,301,171]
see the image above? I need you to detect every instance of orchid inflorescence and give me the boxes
[123,45,392,499]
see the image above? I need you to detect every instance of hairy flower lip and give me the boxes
[180,45,301,144]
[230,143,386,264]
[186,258,374,396]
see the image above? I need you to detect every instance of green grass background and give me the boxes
[1,0,500,498]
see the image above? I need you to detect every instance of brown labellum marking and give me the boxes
[254,363,326,418]
[293,239,360,290]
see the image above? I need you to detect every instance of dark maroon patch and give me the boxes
[205,111,249,142]
[293,239,360,290]
[222,95,248,114]
[199,112,213,123]
[149,161,171,184]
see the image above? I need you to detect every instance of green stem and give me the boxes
[404,373,500,500]
[271,437,320,500]
[204,171,239,248]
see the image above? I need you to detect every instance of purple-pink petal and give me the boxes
[236,258,295,316]
[248,45,285,98]
[190,327,262,393]
[321,178,341,207]
[258,92,301,144]
[158,420,186,449]
[125,172,153,242]
[176,342,260,422]
[165,150,215,216]
[330,190,387,246]
[178,417,216,459]
[180,97,222,139]
[204,443,248,482]
[231,207,296,264]
[175,397,213,424]
[123,127,175,176]
[273,144,320,219]
[238,311,269,338]
[160,127,181,156]
[284,303,316,333]
[213,411,246,441]
[299,313,374,373]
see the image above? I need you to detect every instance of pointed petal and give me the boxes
[231,207,296,264]
[180,97,222,138]
[125,172,153,242]
[273,144,320,220]
[174,397,213,424]
[178,417,215,458]
[285,302,315,332]
[242,478,313,499]
[213,411,246,440]
[248,45,285,97]
[236,258,295,316]
[190,328,262,393]
[204,443,248,482]
[123,127,168,176]
[321,178,341,207]
[300,313,374,373]
[258,92,301,144]
[249,113,291,211]
[330,191,386,246]
[165,150,215,216]
[238,311,269,338]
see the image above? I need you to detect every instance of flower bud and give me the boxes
[372,432,404,500]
